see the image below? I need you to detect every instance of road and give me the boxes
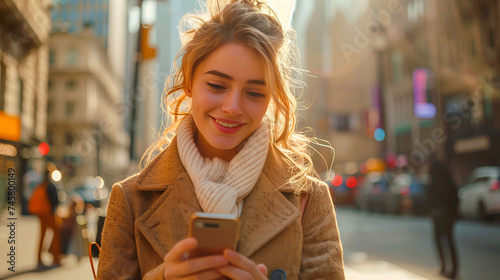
[3,208,499,279]
[337,207,500,280]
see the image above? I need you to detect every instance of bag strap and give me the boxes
[300,193,309,222]
[89,242,101,280]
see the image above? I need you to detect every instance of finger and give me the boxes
[178,268,225,280]
[164,237,197,263]
[165,255,228,278]
[256,264,267,276]
[223,249,264,278]
[217,265,253,280]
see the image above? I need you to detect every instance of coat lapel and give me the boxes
[238,146,301,257]
[133,139,302,259]
[134,139,202,258]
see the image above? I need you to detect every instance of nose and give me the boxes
[221,91,243,115]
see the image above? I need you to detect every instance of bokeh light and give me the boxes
[51,170,62,182]
[332,175,343,187]
[345,162,358,175]
[346,177,357,188]
[94,176,105,188]
[38,142,50,155]
[374,128,385,141]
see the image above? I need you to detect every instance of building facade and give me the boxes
[0,0,52,211]
[379,0,500,182]
[293,0,383,177]
[47,31,129,191]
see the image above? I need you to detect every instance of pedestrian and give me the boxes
[60,194,85,259]
[34,168,61,269]
[426,157,459,279]
[97,0,344,279]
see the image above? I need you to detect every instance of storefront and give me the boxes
[444,91,500,183]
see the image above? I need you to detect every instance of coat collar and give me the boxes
[134,137,302,258]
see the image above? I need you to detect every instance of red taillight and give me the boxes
[346,177,357,188]
[332,175,343,187]
[491,180,500,191]
[400,186,410,196]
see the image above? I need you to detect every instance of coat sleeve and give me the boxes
[299,180,345,280]
[97,183,142,280]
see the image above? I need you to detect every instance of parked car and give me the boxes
[354,172,399,213]
[458,166,500,220]
[389,173,427,215]
[325,175,355,206]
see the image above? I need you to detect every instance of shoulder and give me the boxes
[304,175,329,195]
[114,173,141,191]
[46,183,57,192]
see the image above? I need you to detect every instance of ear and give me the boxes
[185,87,192,97]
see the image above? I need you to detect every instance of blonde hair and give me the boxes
[143,0,318,194]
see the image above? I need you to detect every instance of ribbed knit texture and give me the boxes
[177,116,269,216]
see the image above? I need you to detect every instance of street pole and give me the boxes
[129,0,143,161]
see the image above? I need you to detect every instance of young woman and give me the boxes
[97,1,344,279]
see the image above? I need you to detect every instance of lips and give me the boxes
[210,116,245,134]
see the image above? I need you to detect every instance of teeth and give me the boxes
[215,119,240,128]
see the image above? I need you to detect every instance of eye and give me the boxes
[207,82,226,91]
[247,91,266,99]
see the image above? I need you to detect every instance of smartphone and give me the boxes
[188,212,241,259]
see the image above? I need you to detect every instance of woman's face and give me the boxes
[186,42,271,161]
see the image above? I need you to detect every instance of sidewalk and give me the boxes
[0,214,96,280]
[0,214,431,280]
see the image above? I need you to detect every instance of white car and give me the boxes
[458,166,500,220]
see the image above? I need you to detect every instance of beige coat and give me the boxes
[97,140,345,280]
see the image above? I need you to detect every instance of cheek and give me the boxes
[251,101,270,121]
[191,89,212,108]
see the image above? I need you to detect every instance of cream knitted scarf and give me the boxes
[177,116,269,216]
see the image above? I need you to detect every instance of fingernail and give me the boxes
[181,253,188,261]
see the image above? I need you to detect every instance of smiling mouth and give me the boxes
[214,119,242,128]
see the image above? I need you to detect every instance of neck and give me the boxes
[194,131,238,161]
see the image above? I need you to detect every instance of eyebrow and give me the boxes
[204,70,266,86]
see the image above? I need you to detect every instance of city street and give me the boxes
[338,207,500,280]
[2,208,500,279]
[1,0,500,279]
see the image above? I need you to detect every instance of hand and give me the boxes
[216,249,268,280]
[163,237,229,279]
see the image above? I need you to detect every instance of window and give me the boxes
[479,3,497,53]
[49,50,56,66]
[48,80,53,92]
[0,61,6,111]
[69,9,78,22]
[47,132,53,146]
[66,49,78,66]
[66,132,75,145]
[47,100,53,119]
[18,78,23,115]
[65,101,75,117]
[330,114,358,132]
[60,9,68,21]
[471,177,490,184]
[66,80,78,91]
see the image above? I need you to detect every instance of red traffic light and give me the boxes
[38,142,50,155]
